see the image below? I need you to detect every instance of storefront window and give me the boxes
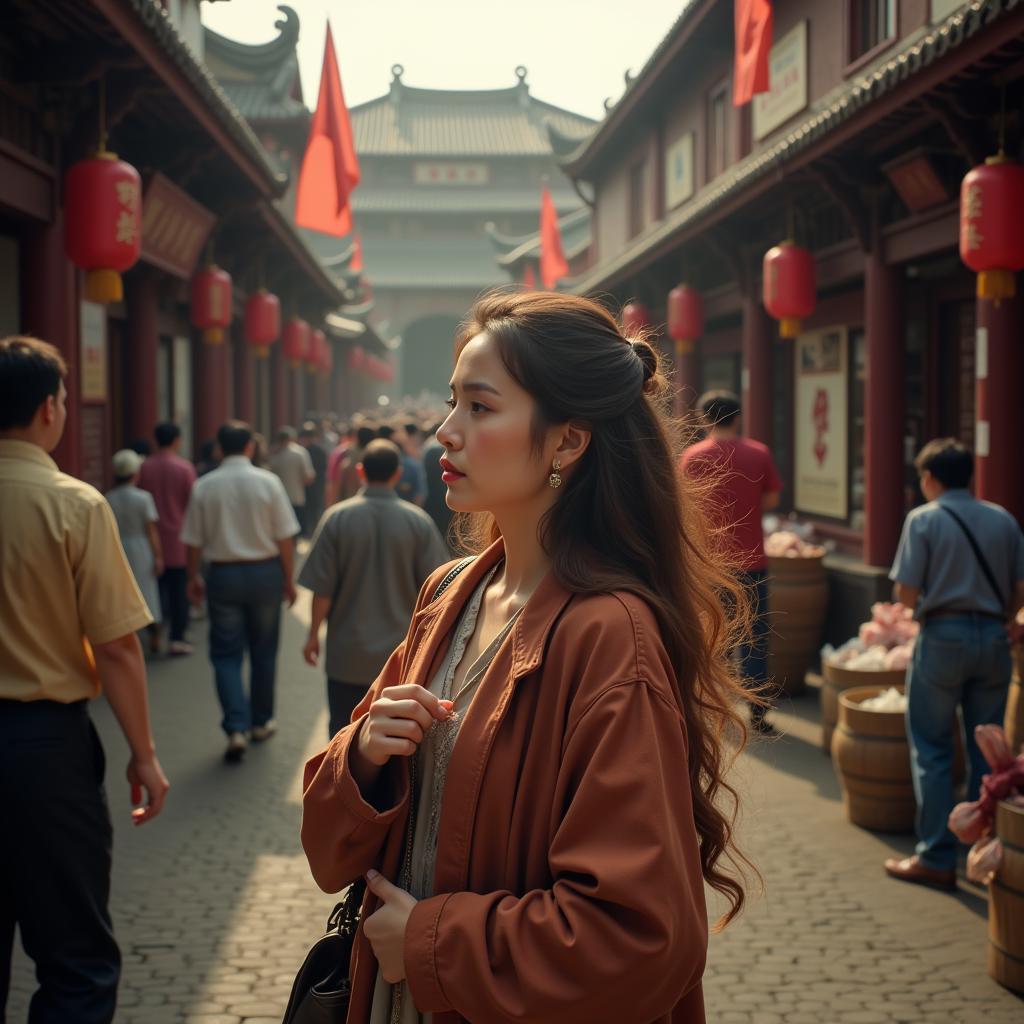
[848,328,866,531]
[848,0,896,62]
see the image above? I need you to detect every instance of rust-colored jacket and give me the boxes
[301,541,708,1023]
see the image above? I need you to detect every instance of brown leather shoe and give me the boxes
[884,855,956,891]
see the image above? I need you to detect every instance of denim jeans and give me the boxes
[737,569,771,691]
[906,615,1012,869]
[206,559,284,735]
[158,566,189,643]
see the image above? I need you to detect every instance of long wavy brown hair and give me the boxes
[452,289,759,928]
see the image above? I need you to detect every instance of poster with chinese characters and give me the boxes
[664,132,695,211]
[753,21,808,141]
[795,326,848,519]
[80,300,107,402]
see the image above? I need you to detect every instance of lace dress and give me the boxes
[369,565,521,1024]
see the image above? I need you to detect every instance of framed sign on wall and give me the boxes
[664,132,695,211]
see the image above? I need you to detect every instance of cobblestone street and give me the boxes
[8,592,1023,1023]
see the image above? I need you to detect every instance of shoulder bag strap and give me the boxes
[431,555,475,602]
[938,504,1007,612]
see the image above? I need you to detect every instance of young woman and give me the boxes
[301,291,754,1024]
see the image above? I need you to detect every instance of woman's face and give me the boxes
[436,331,553,514]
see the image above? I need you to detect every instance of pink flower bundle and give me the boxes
[858,602,920,649]
[947,724,1024,884]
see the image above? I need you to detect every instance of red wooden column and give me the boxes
[22,212,80,476]
[673,343,699,421]
[194,334,229,449]
[741,292,772,444]
[270,344,289,433]
[232,320,254,424]
[975,290,1024,524]
[863,247,905,567]
[291,366,306,426]
[123,268,159,446]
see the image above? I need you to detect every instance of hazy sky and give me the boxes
[201,0,691,121]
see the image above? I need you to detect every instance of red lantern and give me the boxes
[763,241,816,338]
[308,328,328,375]
[191,265,233,345]
[667,284,703,355]
[64,151,142,304]
[621,302,651,335]
[244,289,281,358]
[960,154,1024,301]
[282,318,310,369]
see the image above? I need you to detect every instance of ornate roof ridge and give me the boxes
[203,5,300,70]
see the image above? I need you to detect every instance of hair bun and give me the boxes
[629,338,658,390]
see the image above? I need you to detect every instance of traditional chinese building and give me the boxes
[0,0,346,489]
[555,0,1024,639]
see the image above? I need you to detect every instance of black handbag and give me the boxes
[279,878,365,1024]
[280,557,475,1023]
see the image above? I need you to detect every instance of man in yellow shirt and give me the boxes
[0,336,169,1023]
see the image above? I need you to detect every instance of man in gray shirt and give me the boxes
[885,438,1024,891]
[299,439,449,736]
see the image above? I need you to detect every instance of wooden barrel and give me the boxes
[831,686,916,833]
[988,800,1024,994]
[766,554,828,697]
[821,662,906,752]
[1005,645,1022,754]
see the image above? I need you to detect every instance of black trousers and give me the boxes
[326,679,367,739]
[0,700,119,1024]
[158,566,189,643]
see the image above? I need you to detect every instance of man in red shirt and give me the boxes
[681,391,781,733]
[138,422,197,656]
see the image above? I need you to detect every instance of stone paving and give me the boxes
[7,589,1023,1023]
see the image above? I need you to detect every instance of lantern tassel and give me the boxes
[780,317,801,339]
[85,269,122,304]
[253,345,269,359]
[675,339,694,356]
[203,326,225,345]
[977,270,1016,301]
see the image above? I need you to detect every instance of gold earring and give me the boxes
[548,459,562,489]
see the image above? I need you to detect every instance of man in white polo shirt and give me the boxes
[181,420,299,761]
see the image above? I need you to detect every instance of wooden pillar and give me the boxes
[673,342,699,422]
[741,292,772,444]
[22,212,80,476]
[232,321,254,424]
[270,344,289,433]
[194,334,230,449]
[863,247,905,567]
[975,289,1024,524]
[123,268,159,446]
[290,366,304,426]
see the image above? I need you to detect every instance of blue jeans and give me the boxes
[737,570,771,701]
[906,615,1012,869]
[206,560,284,735]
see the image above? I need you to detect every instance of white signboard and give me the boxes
[795,326,848,519]
[753,21,808,141]
[664,132,695,211]
[80,301,107,402]
[172,335,193,459]
[413,162,490,186]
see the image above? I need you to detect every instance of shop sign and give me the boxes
[795,326,848,519]
[140,173,216,279]
[753,21,808,141]
[664,132,695,211]
[80,300,107,402]
[412,162,490,186]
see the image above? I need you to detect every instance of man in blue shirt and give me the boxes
[885,438,1024,890]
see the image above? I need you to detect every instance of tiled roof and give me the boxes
[572,0,1024,294]
[204,6,308,125]
[350,187,583,215]
[486,207,592,266]
[350,68,596,156]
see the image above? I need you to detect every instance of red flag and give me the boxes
[295,24,360,236]
[539,186,568,289]
[522,263,537,289]
[350,233,363,273]
[733,0,773,107]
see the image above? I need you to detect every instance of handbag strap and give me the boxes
[431,556,475,602]
[939,504,1007,612]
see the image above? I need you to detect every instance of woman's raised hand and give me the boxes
[356,684,454,767]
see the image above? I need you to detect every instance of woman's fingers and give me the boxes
[380,716,426,745]
[373,697,437,733]
[380,684,454,720]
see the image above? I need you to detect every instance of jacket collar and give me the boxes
[410,538,573,680]
[0,439,57,470]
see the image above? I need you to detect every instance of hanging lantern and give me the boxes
[64,150,142,304]
[191,265,233,345]
[621,301,651,335]
[282,317,311,369]
[960,154,1024,301]
[667,284,703,355]
[319,332,333,376]
[308,328,327,375]
[244,289,281,358]
[763,241,816,338]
